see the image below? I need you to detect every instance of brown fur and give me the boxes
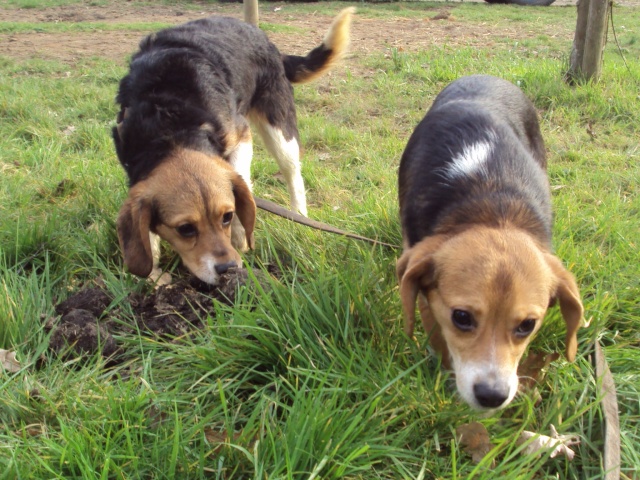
[397,225,583,408]
[117,149,255,283]
[398,226,582,364]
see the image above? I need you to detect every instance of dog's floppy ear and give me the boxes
[397,235,446,338]
[117,195,154,278]
[231,174,256,249]
[545,254,584,362]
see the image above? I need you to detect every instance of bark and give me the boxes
[567,0,610,83]
[243,0,259,27]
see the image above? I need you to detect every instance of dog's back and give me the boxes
[118,18,280,116]
[396,76,584,409]
[398,75,551,247]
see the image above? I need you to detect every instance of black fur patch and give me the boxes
[113,16,300,186]
[398,75,551,248]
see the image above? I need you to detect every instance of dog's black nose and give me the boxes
[214,261,236,275]
[473,383,509,409]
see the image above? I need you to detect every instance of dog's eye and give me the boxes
[176,223,197,238]
[451,309,475,332]
[222,212,234,226]
[515,319,536,337]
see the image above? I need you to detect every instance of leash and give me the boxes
[254,196,400,250]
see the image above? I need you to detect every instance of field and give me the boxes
[0,0,639,478]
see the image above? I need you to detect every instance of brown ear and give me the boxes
[397,235,446,338]
[117,195,154,277]
[546,254,584,362]
[231,174,257,249]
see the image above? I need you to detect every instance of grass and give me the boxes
[1,0,639,478]
[0,21,176,33]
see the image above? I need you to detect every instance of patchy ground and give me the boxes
[0,1,587,66]
[46,268,266,360]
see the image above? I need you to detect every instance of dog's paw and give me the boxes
[149,268,172,288]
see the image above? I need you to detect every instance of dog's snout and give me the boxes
[214,261,236,275]
[473,382,509,409]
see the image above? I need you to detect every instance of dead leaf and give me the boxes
[595,341,621,478]
[204,427,242,455]
[0,349,21,373]
[15,423,46,438]
[518,351,560,390]
[518,424,580,460]
[456,421,494,465]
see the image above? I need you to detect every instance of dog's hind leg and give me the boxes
[251,116,307,216]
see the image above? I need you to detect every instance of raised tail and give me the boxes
[282,7,355,84]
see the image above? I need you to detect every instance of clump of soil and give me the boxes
[49,309,118,358]
[46,268,263,362]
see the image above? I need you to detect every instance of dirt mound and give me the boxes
[46,268,264,361]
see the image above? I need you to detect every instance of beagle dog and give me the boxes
[396,75,583,410]
[113,9,355,285]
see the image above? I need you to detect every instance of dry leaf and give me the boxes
[518,351,560,390]
[15,423,46,438]
[0,349,21,373]
[518,424,580,460]
[204,427,242,455]
[456,421,493,465]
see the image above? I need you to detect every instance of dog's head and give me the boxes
[397,227,583,410]
[117,148,256,285]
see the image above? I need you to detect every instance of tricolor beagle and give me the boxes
[396,75,583,410]
[113,9,354,285]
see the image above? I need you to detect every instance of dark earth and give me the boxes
[46,268,265,361]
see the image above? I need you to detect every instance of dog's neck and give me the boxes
[433,193,553,250]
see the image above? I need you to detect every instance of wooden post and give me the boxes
[568,0,590,78]
[567,0,611,83]
[244,0,259,27]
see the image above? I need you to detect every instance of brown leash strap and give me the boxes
[254,196,400,249]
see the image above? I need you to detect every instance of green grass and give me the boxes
[0,21,175,33]
[1,1,639,478]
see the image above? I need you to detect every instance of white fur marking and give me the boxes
[229,139,254,190]
[191,254,220,286]
[150,232,162,269]
[253,122,307,216]
[446,139,493,179]
[450,352,518,410]
[148,233,171,286]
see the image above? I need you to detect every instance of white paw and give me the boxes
[149,268,172,287]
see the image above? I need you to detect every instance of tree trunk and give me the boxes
[567,0,610,83]
[244,0,259,27]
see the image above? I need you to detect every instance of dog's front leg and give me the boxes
[148,232,172,286]
[229,136,254,251]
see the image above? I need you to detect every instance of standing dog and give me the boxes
[113,9,354,285]
[396,75,583,410]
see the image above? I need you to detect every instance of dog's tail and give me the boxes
[282,7,355,84]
